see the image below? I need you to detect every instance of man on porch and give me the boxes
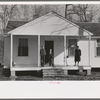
[40,46,46,67]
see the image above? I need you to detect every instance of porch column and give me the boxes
[10,34,16,79]
[38,35,40,67]
[88,35,91,66]
[64,35,66,66]
[88,34,91,75]
[10,34,13,68]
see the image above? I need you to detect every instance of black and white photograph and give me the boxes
[0,3,100,81]
[0,1,100,99]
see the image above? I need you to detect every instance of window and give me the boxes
[68,39,77,56]
[96,39,100,56]
[18,38,28,56]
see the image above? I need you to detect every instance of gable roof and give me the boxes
[6,21,28,32]
[76,23,100,36]
[7,11,92,36]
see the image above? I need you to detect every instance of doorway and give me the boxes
[45,41,54,64]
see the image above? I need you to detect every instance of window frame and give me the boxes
[18,38,29,57]
[95,38,100,57]
[67,38,77,57]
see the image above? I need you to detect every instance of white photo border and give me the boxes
[0,1,100,99]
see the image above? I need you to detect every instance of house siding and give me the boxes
[41,36,89,66]
[4,35,38,67]
[66,37,89,66]
[4,36,11,67]
[78,38,89,66]
[4,36,91,67]
[41,36,64,65]
[90,39,100,67]
[13,35,38,65]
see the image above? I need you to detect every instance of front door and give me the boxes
[45,41,54,64]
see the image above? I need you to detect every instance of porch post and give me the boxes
[38,35,40,67]
[10,34,16,79]
[10,34,13,68]
[64,35,66,66]
[88,35,91,66]
[87,34,91,75]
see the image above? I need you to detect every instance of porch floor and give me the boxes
[11,64,91,71]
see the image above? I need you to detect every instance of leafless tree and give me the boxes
[72,4,100,22]
[0,5,17,33]
[0,5,16,33]
[30,5,44,20]
[0,5,16,64]
[20,5,65,21]
[21,5,30,21]
[32,5,62,19]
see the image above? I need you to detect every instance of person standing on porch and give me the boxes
[49,49,54,66]
[74,46,81,66]
[40,46,46,67]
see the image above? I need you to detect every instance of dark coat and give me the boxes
[40,48,46,56]
[40,48,46,66]
[49,52,54,66]
[75,49,81,61]
[49,52,53,60]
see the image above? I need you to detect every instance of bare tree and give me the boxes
[20,5,65,21]
[0,5,16,64]
[0,5,17,33]
[72,4,90,22]
[21,5,30,21]
[30,5,44,20]
[72,4,100,22]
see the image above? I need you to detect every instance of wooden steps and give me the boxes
[42,68,65,77]
[42,66,91,77]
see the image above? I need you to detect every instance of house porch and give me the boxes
[9,34,92,79]
[10,64,91,80]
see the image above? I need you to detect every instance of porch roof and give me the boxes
[8,12,92,36]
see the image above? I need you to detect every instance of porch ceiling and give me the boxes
[8,12,93,36]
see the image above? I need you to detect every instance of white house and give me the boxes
[4,11,100,77]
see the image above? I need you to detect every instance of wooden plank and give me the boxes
[11,67,41,71]
[62,66,91,70]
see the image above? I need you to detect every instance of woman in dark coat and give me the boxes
[74,46,81,66]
